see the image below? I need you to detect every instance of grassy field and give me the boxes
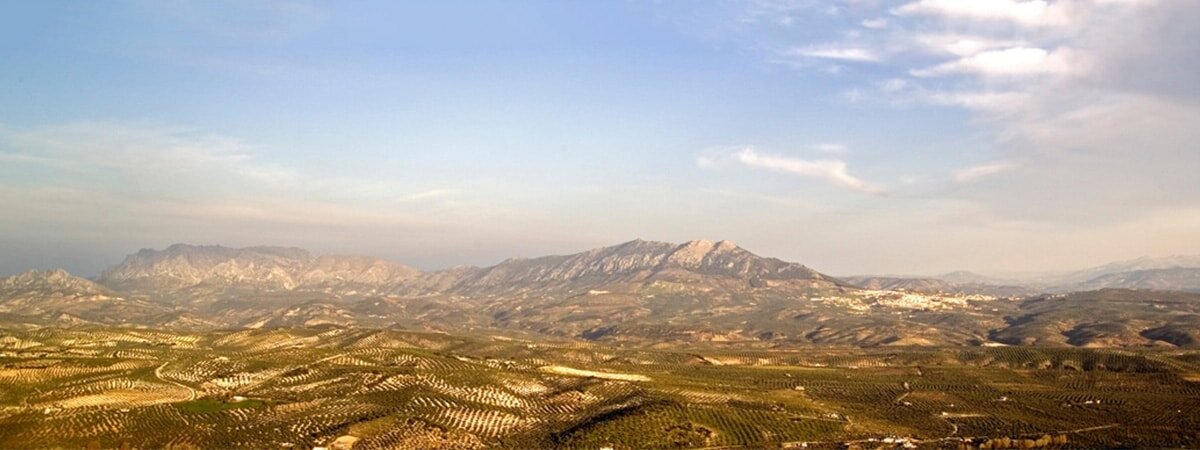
[0,327,1198,449]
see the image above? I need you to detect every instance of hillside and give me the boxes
[989,289,1200,347]
[0,269,168,326]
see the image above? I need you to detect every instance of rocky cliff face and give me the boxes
[298,255,423,289]
[99,244,421,293]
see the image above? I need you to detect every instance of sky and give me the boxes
[1,0,1198,278]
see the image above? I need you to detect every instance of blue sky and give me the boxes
[2,0,1198,277]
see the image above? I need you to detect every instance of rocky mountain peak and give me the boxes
[668,239,731,266]
[446,238,841,294]
[680,239,717,250]
[0,269,111,296]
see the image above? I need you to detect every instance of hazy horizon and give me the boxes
[3,1,1199,278]
[6,238,1200,284]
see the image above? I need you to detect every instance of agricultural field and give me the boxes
[1,327,1199,449]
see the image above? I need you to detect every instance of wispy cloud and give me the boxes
[892,0,1068,27]
[813,143,847,153]
[954,161,1016,183]
[911,47,1079,78]
[926,90,1032,113]
[400,189,455,202]
[860,18,888,29]
[787,46,881,63]
[726,148,885,194]
[913,34,1028,57]
[0,122,463,222]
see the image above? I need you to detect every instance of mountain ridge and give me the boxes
[100,243,422,294]
[1076,267,1200,293]
[440,238,844,295]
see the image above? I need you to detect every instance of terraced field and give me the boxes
[1,327,1198,449]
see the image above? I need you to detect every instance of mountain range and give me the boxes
[2,240,1199,348]
[845,254,1200,295]
[93,239,847,299]
[1059,254,1200,285]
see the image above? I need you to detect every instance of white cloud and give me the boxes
[912,47,1077,78]
[860,18,888,29]
[813,143,847,153]
[789,46,881,62]
[927,90,1032,112]
[892,0,1068,27]
[733,148,885,194]
[649,0,1200,273]
[954,161,1016,183]
[914,34,1028,57]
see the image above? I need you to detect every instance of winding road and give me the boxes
[155,362,198,401]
